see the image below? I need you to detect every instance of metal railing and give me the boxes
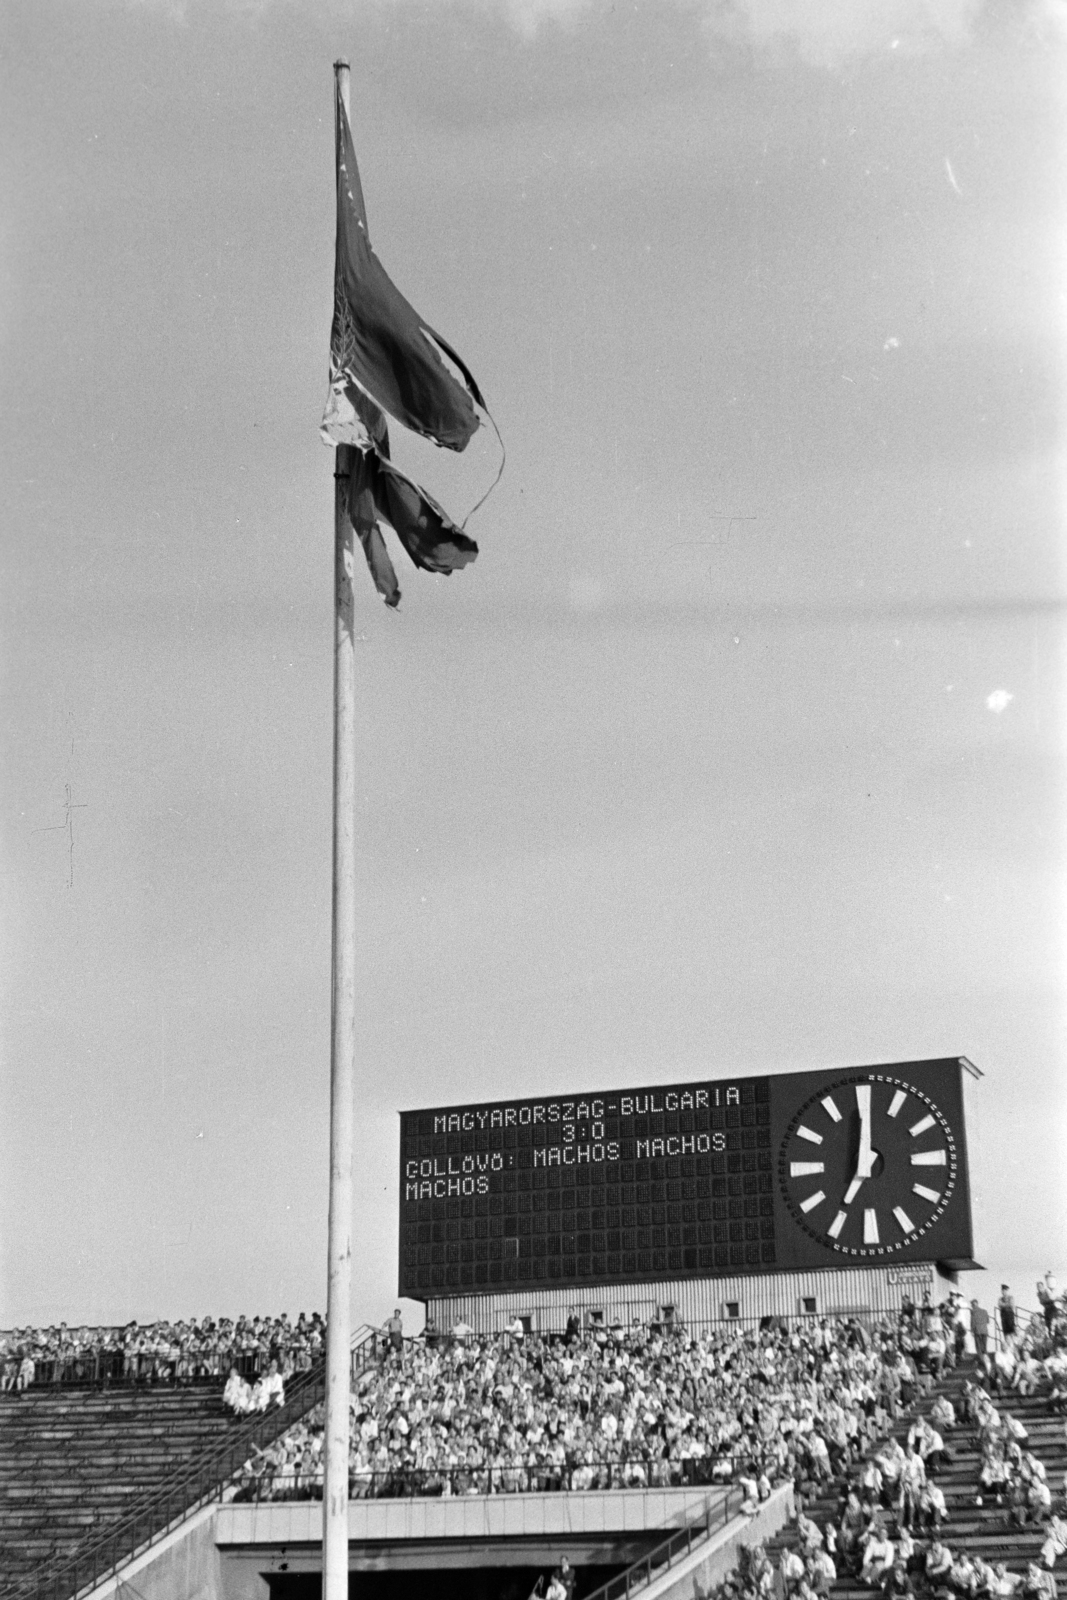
[0,1351,314,1392]
[582,1485,744,1600]
[232,1456,745,1504]
[3,1324,381,1600]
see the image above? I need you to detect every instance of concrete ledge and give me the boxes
[638,1484,796,1600]
[216,1485,732,1548]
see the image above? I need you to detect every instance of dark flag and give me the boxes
[322,82,483,453]
[322,81,491,605]
[347,442,478,612]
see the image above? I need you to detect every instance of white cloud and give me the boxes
[120,0,1067,54]
[986,689,1014,714]
[502,0,595,39]
[697,0,1067,65]
[698,0,984,65]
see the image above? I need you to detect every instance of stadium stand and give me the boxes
[238,1305,949,1501]
[3,1296,1062,1600]
[714,1306,1066,1600]
[0,1319,371,1600]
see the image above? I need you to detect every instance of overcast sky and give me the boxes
[2,0,1065,1330]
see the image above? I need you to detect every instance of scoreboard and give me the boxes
[398,1058,974,1300]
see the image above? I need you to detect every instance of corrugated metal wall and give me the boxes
[425,1263,955,1334]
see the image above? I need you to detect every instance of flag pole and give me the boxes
[324,56,355,1600]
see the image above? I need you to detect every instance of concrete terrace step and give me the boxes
[0,1363,327,1599]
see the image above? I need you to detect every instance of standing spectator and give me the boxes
[971,1299,991,1358]
[1038,1275,1058,1333]
[952,1311,967,1365]
[897,1441,926,1530]
[999,1286,1017,1342]
[384,1309,403,1355]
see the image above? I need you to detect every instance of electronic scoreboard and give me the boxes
[398,1057,974,1298]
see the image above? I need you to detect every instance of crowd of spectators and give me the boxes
[233,1303,958,1503]
[0,1313,324,1392]
[703,1282,1067,1600]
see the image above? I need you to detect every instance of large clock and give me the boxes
[778,1071,959,1259]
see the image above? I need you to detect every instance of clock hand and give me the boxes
[843,1085,874,1205]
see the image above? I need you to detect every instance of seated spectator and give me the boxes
[880,1560,913,1599]
[860,1523,895,1586]
[223,1367,254,1414]
[809,1548,836,1597]
[917,1480,948,1531]
[1021,1563,1058,1600]
[256,1359,285,1410]
[779,1547,805,1597]
[930,1393,957,1431]
[923,1538,954,1590]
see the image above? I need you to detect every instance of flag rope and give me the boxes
[460,403,506,532]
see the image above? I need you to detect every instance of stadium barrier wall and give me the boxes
[635,1483,795,1600]
[85,1504,222,1600]
[423,1262,958,1335]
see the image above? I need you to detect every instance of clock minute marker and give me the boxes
[799,1190,826,1214]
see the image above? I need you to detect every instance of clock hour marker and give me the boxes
[911,1150,947,1166]
[821,1096,842,1122]
[797,1125,823,1145]
[909,1114,936,1137]
[913,1183,941,1203]
[893,1206,916,1235]
[790,1161,825,1177]
[887,1090,907,1118]
[827,1210,847,1239]
[863,1208,879,1244]
[800,1190,826,1213]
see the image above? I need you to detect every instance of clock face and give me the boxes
[778,1072,959,1259]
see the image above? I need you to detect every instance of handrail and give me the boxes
[581,1485,744,1600]
[234,1458,747,1503]
[4,1324,382,1600]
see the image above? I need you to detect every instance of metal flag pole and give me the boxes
[324,57,355,1600]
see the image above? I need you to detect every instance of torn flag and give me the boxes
[322,83,484,453]
[346,439,478,611]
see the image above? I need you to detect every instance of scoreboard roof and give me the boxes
[397,1058,975,1301]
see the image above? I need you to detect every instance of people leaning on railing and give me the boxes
[0,1311,324,1392]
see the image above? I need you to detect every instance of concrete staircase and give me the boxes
[0,1368,328,1600]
